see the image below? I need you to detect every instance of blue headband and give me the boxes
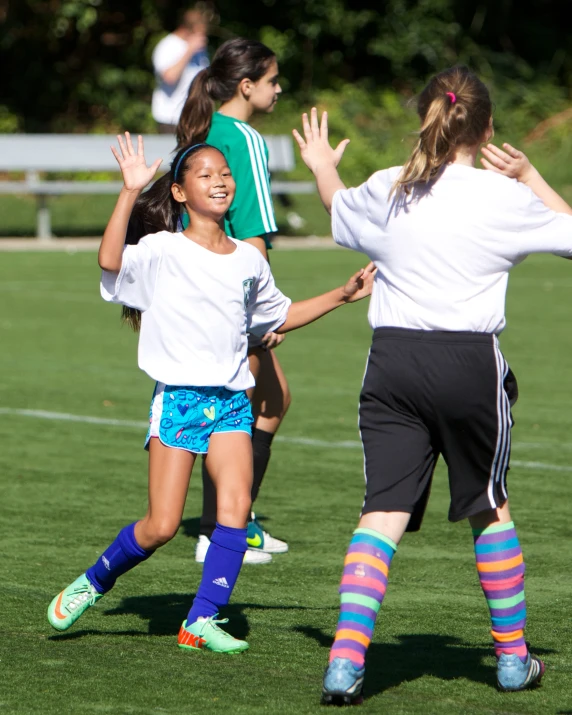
[173,143,207,181]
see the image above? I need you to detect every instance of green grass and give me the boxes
[1,249,572,713]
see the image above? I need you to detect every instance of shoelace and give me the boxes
[67,584,98,612]
[199,615,235,640]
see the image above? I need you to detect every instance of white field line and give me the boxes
[0,407,571,473]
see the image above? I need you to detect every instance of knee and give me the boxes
[141,518,179,548]
[218,491,252,525]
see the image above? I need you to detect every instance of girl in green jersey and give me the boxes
[177,38,291,564]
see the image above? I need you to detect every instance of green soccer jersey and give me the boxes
[206,112,277,247]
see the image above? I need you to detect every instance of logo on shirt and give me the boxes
[242,278,255,308]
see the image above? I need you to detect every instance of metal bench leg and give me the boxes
[37,194,53,241]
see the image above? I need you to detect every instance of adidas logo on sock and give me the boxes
[102,556,111,570]
[213,576,230,588]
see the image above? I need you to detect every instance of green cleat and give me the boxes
[178,615,249,654]
[47,573,103,631]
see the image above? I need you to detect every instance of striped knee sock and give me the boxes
[473,520,527,662]
[329,527,397,668]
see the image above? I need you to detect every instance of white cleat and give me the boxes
[195,534,272,565]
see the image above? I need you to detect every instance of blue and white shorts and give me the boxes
[145,383,254,454]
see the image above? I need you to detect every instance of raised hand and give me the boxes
[342,262,377,303]
[293,107,350,175]
[111,132,163,192]
[480,143,534,184]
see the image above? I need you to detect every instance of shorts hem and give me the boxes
[361,503,415,516]
[144,434,208,455]
[448,495,508,523]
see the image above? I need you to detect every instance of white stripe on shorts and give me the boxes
[488,336,511,507]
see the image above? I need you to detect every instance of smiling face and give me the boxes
[247,59,282,113]
[171,147,236,222]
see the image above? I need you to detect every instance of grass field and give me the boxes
[1,248,572,714]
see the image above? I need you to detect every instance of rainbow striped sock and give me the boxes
[329,527,397,668]
[473,520,528,662]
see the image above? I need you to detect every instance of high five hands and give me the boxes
[293,107,350,175]
[111,132,163,193]
[342,262,377,303]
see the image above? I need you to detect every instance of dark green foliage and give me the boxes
[1,1,572,132]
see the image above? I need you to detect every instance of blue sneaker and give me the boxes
[497,652,545,691]
[321,657,365,705]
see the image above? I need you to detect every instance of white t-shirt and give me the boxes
[151,34,209,125]
[332,164,572,334]
[101,233,291,390]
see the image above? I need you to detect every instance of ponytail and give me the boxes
[176,68,214,149]
[176,38,275,149]
[394,66,492,195]
[121,174,181,332]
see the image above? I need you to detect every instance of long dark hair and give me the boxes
[121,143,214,331]
[176,37,275,148]
[394,66,492,195]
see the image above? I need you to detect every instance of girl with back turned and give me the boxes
[293,66,572,702]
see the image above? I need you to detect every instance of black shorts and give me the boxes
[359,328,518,528]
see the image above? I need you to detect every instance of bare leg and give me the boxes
[251,348,291,434]
[205,431,253,528]
[358,510,412,546]
[135,438,196,550]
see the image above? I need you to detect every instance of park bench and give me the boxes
[0,134,315,240]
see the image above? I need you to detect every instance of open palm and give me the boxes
[111,132,163,192]
[292,107,350,175]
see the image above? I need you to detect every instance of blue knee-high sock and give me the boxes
[86,522,153,594]
[187,523,247,623]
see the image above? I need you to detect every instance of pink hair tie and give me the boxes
[446,92,457,104]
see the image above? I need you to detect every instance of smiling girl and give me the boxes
[46,134,375,653]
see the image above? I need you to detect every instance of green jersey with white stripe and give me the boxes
[207,112,277,248]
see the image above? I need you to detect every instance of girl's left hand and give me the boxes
[111,132,163,192]
[480,143,535,184]
[293,107,350,175]
[261,332,286,349]
[342,262,377,303]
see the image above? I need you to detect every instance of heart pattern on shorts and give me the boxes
[203,406,216,421]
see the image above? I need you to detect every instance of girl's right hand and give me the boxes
[480,142,535,184]
[293,107,350,175]
[111,132,163,192]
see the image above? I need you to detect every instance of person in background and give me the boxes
[151,7,210,134]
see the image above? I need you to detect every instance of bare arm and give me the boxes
[276,263,376,333]
[99,133,162,271]
[160,33,206,86]
[481,143,572,215]
[293,108,348,214]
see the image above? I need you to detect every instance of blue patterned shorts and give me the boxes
[145,383,253,454]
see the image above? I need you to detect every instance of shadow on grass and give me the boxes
[294,625,555,697]
[49,593,326,643]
